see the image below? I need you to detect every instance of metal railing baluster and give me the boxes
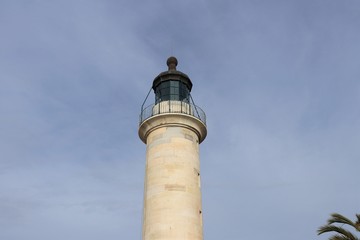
[140,101,206,126]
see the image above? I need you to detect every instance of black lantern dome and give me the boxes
[152,56,193,104]
[139,56,206,126]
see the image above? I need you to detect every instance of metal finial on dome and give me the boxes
[167,56,178,70]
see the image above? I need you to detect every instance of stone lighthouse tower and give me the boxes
[138,57,207,240]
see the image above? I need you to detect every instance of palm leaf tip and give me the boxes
[328,213,355,227]
[317,225,358,240]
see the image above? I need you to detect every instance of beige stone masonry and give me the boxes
[139,112,207,240]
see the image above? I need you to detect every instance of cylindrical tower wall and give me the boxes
[140,114,206,240]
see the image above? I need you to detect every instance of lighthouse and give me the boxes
[139,57,207,240]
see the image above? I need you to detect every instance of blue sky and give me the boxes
[0,1,359,239]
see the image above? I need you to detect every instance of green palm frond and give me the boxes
[329,235,354,240]
[318,225,359,240]
[328,213,357,228]
[355,214,360,231]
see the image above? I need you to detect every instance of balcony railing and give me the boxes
[139,100,206,125]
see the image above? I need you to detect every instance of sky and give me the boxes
[0,0,359,239]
